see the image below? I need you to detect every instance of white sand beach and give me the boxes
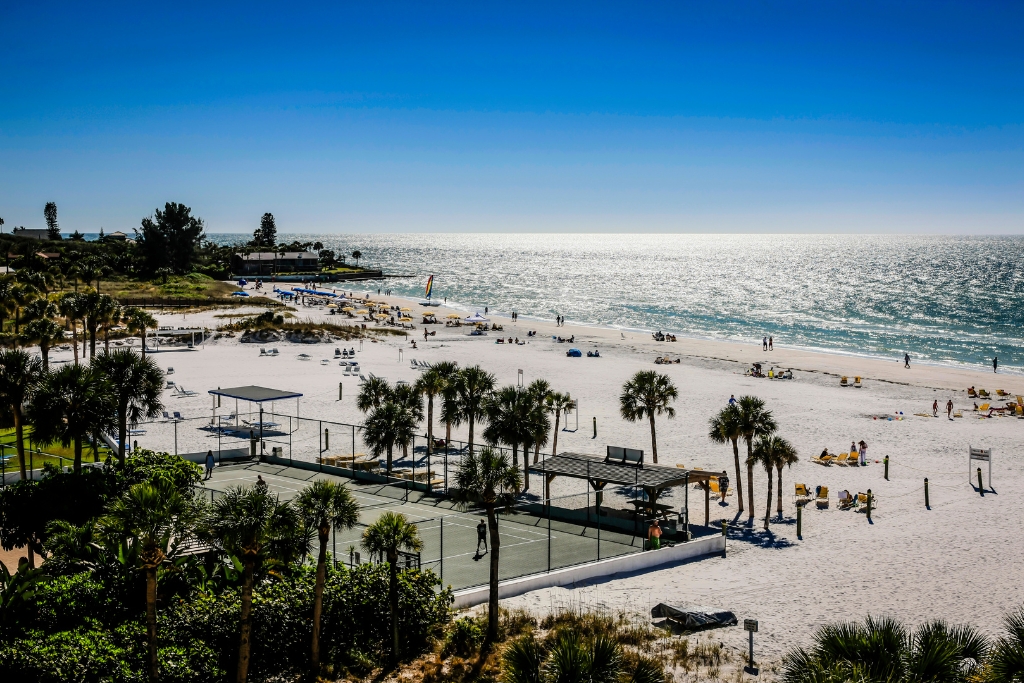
[51,288,1024,663]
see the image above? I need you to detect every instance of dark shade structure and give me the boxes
[208,386,303,403]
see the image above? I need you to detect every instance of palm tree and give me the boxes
[22,318,63,372]
[351,250,361,267]
[544,391,574,460]
[751,434,792,530]
[363,401,417,475]
[782,616,988,683]
[9,282,35,340]
[122,307,158,358]
[483,385,533,479]
[433,360,461,445]
[28,363,113,474]
[736,396,777,520]
[356,375,392,413]
[294,481,359,674]
[453,365,496,455]
[774,438,799,518]
[100,300,122,353]
[361,511,423,666]
[84,293,117,358]
[451,447,520,642]
[98,480,198,683]
[525,379,552,467]
[391,382,424,460]
[207,485,302,683]
[708,403,744,514]
[58,292,87,364]
[414,368,447,463]
[989,607,1024,683]
[0,350,43,481]
[0,275,16,334]
[92,349,164,464]
[619,370,677,464]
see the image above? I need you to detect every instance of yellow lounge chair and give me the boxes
[847,452,860,466]
[811,453,833,465]
[833,452,849,466]
[1016,405,1023,417]
[854,376,862,388]
[840,376,849,386]
[795,483,812,505]
[979,403,990,411]
[979,390,991,398]
[1017,396,1023,406]
[967,388,978,398]
[815,486,829,509]
[997,389,1009,397]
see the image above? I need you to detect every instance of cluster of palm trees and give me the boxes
[357,362,574,489]
[709,395,797,530]
[0,346,164,483]
[99,471,432,682]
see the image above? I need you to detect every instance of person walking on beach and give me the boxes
[946,399,954,419]
[769,336,773,351]
[858,440,867,465]
[204,449,215,480]
[255,475,268,494]
[476,519,488,554]
[932,400,938,417]
[904,353,911,369]
[763,336,768,351]
[993,356,998,373]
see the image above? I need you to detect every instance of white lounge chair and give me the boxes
[175,386,197,397]
[172,411,183,421]
[166,367,175,374]
[270,348,279,356]
[358,374,367,383]
[260,348,267,356]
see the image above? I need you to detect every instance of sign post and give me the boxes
[743,619,758,674]
[969,446,992,491]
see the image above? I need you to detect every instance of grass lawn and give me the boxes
[0,426,112,474]
[94,273,239,300]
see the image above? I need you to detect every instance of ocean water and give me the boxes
[210,234,1024,374]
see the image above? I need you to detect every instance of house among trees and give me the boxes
[231,251,320,276]
[11,227,54,240]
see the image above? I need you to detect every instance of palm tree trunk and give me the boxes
[764,471,773,531]
[776,466,784,517]
[731,438,744,513]
[118,401,128,464]
[551,409,561,458]
[237,558,255,683]
[486,506,500,642]
[104,326,109,354]
[468,414,475,455]
[40,342,49,372]
[523,441,530,491]
[311,533,327,671]
[71,320,79,364]
[388,550,399,666]
[445,419,451,445]
[89,324,96,357]
[140,330,146,359]
[14,410,26,480]
[74,437,82,475]
[426,397,434,460]
[386,444,393,475]
[648,414,658,464]
[746,439,755,519]
[145,564,159,682]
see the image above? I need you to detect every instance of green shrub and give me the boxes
[443,617,484,658]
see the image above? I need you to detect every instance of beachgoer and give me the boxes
[904,353,911,369]
[763,336,768,351]
[820,447,829,459]
[946,399,953,419]
[993,356,998,373]
[858,440,867,465]
[255,475,268,494]
[648,519,662,550]
[932,400,938,417]
[850,441,857,455]
[485,307,488,314]
[769,336,773,350]
[476,520,488,554]
[729,395,737,405]
[718,474,729,501]
[204,450,215,480]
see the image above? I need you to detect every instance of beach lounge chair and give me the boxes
[815,486,829,509]
[833,452,849,466]
[854,376,862,388]
[172,411,183,421]
[175,386,198,397]
[967,387,978,398]
[320,359,329,365]
[856,492,874,512]
[270,348,279,356]
[979,389,991,399]
[166,367,174,375]
[358,374,367,383]
[794,483,812,505]
[838,490,854,509]
[978,403,990,412]
[166,381,176,389]
[260,348,267,356]
[1016,405,1024,417]
[811,452,833,466]
[162,411,171,420]
[840,376,848,387]
[847,451,860,466]
[996,389,1009,397]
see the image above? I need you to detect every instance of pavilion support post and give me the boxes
[704,482,710,526]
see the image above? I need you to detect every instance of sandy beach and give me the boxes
[50,286,1024,664]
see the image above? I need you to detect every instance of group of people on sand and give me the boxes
[820,440,868,465]
[933,399,955,419]
[762,335,774,351]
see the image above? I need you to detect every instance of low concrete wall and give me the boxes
[451,532,726,609]
[261,454,437,493]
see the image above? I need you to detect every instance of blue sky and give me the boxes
[1,1,1022,233]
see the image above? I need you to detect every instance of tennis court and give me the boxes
[200,462,643,592]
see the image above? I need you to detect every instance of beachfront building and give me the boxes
[231,251,320,276]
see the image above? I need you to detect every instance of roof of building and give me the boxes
[530,452,719,489]
[235,252,318,260]
[207,385,303,403]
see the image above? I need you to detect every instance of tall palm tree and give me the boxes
[453,365,496,455]
[708,403,744,514]
[100,300,123,353]
[525,379,552,467]
[92,349,164,463]
[356,375,392,413]
[207,485,302,683]
[414,368,447,463]
[451,447,520,642]
[774,438,799,517]
[98,480,198,683]
[619,370,677,464]
[751,434,791,530]
[545,391,574,460]
[363,401,417,475]
[483,385,533,478]
[22,318,64,371]
[59,292,87,364]
[361,511,423,666]
[122,307,158,358]
[294,481,359,674]
[391,382,424,460]
[736,396,777,520]
[0,275,16,335]
[84,293,117,358]
[9,281,36,340]
[989,607,1024,683]
[0,350,43,482]
[782,616,988,683]
[432,361,460,445]
[28,363,113,474]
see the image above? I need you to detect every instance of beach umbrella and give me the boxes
[375,313,389,319]
[445,313,462,319]
[399,307,411,312]
[342,306,355,311]
[356,309,369,315]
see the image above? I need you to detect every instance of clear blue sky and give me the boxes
[1,1,1022,233]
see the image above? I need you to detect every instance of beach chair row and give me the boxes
[839,376,862,387]
[810,450,862,466]
[794,484,875,511]
[259,348,280,356]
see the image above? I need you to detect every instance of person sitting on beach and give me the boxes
[820,447,829,459]
[729,395,737,405]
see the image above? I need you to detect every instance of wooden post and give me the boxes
[325,429,329,452]
[721,520,727,557]
[338,382,343,401]
[884,456,889,480]
[924,478,930,508]
[592,416,597,439]
[797,505,802,539]
[866,489,872,521]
